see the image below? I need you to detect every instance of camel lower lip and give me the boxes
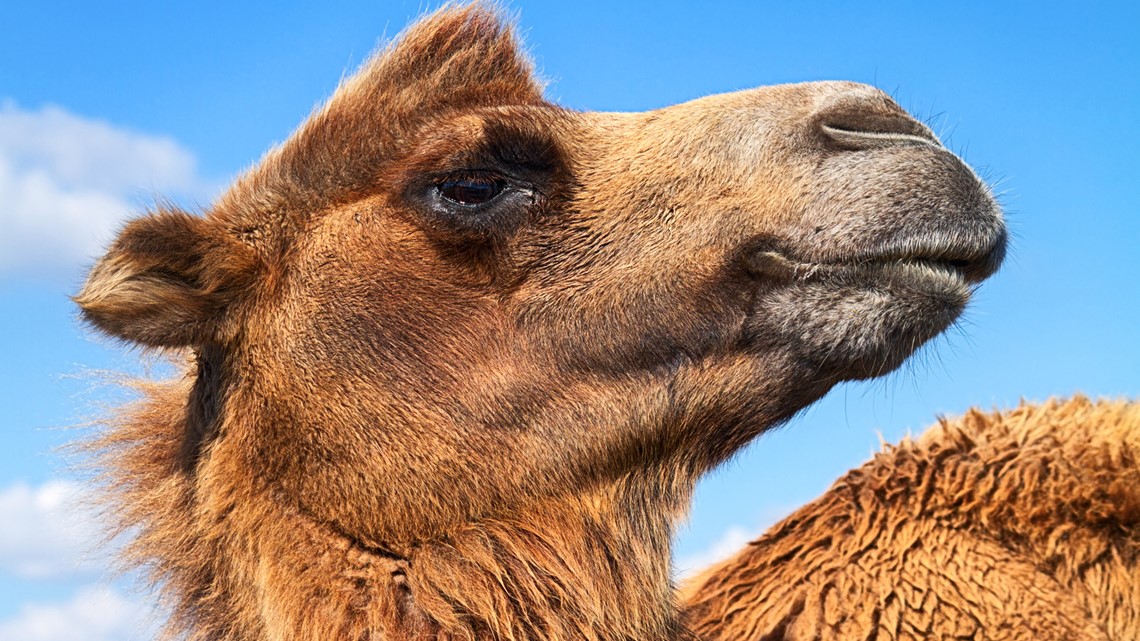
[746,251,969,287]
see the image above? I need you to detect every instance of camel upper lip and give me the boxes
[743,225,1007,286]
[746,242,1004,286]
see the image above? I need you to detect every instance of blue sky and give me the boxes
[1,2,1137,638]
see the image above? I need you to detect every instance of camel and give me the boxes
[75,5,1005,641]
[683,396,1140,641]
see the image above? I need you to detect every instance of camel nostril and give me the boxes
[820,116,941,150]
[815,94,941,150]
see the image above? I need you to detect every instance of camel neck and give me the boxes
[220,475,692,641]
[405,488,687,641]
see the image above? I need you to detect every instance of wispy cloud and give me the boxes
[673,505,796,579]
[0,585,157,641]
[0,101,215,278]
[674,525,758,579]
[0,480,114,581]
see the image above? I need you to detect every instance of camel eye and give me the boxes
[438,176,504,206]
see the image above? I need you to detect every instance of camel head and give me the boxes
[76,5,1005,550]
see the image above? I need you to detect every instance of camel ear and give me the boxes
[76,210,258,348]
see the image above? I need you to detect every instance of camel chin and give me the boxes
[744,258,971,379]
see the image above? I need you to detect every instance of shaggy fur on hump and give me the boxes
[682,396,1140,641]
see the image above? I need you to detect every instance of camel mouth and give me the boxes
[746,251,975,289]
[744,229,1006,288]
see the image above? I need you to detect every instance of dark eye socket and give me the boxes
[438,175,505,206]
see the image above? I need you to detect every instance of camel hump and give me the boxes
[921,396,1140,532]
[683,396,1140,641]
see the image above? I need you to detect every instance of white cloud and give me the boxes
[0,585,157,641]
[0,480,115,581]
[673,505,797,579]
[0,100,213,277]
[673,525,758,579]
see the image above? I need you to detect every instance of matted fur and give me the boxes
[76,3,1006,641]
[683,396,1140,641]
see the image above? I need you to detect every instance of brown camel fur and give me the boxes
[75,4,1005,641]
[683,396,1140,641]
